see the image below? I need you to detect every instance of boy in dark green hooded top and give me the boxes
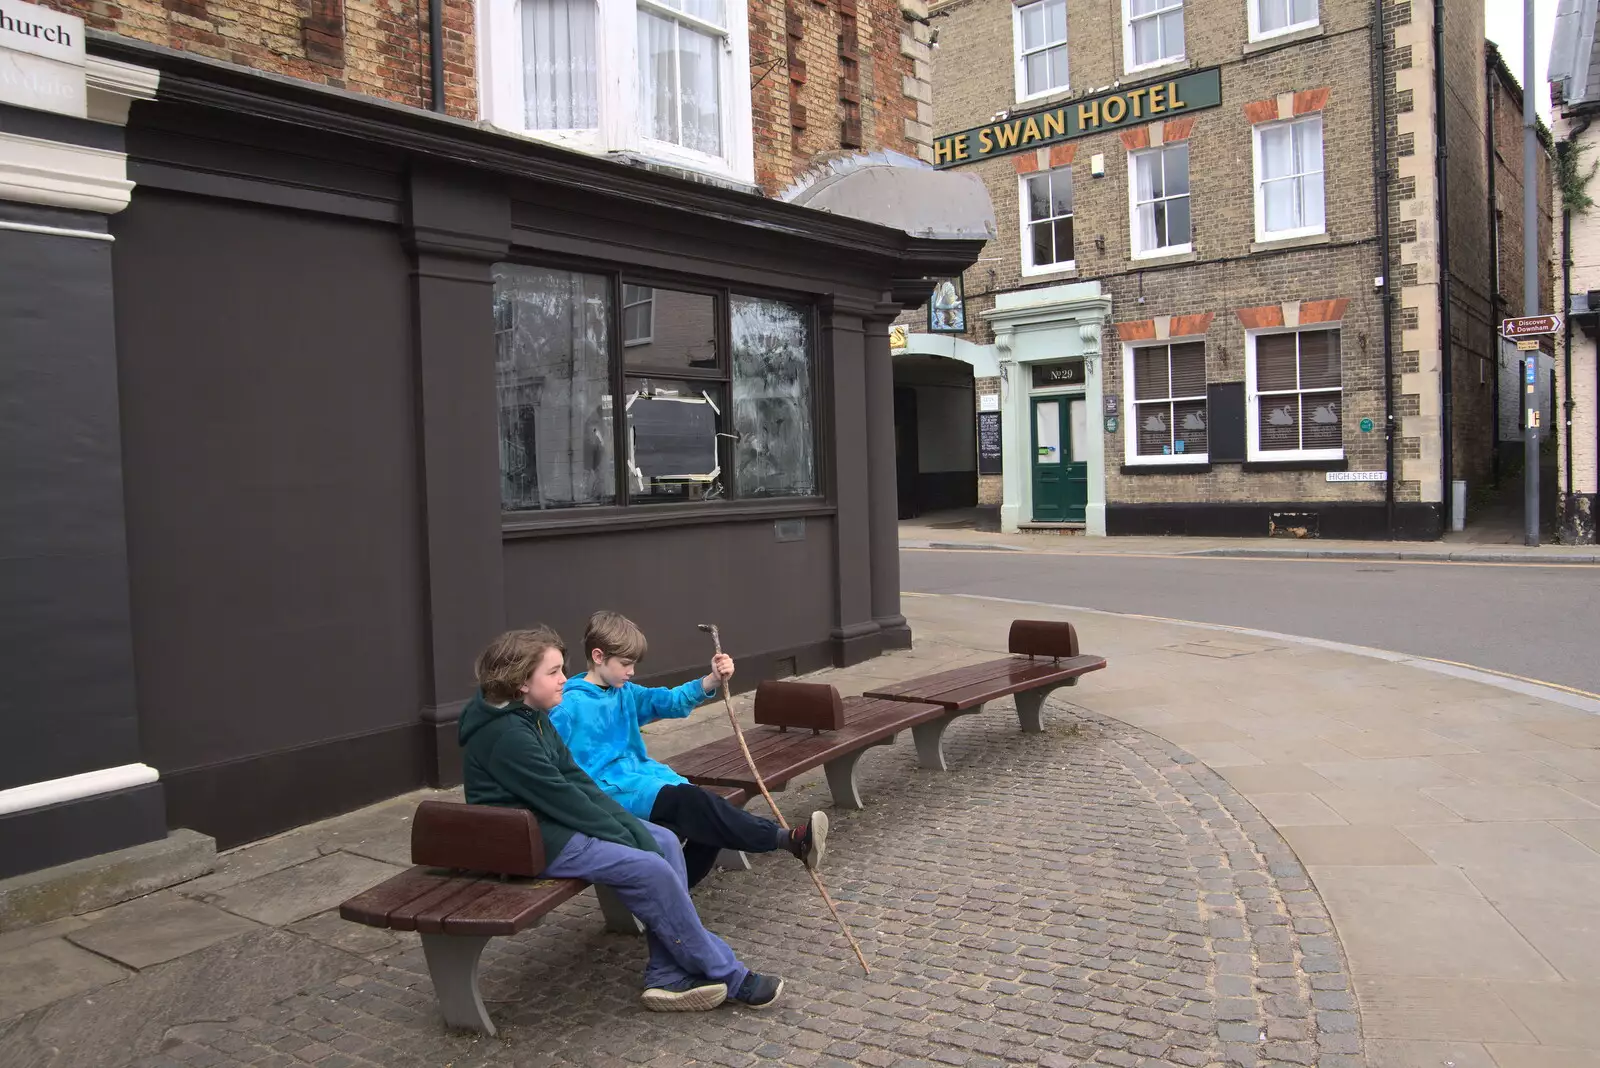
[458,626,783,1013]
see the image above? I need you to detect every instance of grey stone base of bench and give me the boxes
[423,881,643,1036]
[912,681,1075,771]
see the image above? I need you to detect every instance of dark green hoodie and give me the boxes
[458,692,662,865]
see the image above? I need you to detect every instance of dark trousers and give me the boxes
[649,784,786,888]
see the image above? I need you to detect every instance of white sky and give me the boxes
[1485,0,1558,120]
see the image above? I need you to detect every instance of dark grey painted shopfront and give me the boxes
[0,38,981,874]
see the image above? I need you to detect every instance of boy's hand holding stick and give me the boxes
[696,623,870,976]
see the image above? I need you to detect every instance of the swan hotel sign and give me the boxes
[931,68,1222,169]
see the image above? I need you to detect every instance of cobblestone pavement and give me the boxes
[11,700,1357,1068]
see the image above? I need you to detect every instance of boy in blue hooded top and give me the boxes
[552,611,828,888]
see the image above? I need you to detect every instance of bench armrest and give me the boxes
[1008,620,1080,659]
[411,800,546,876]
[753,680,845,731]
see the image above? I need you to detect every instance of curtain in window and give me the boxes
[522,0,599,130]
[638,6,723,156]
[1259,0,1315,33]
[731,296,815,497]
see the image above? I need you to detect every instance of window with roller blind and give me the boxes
[1246,327,1343,460]
[1125,340,1208,464]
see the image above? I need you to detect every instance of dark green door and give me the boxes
[1030,396,1088,523]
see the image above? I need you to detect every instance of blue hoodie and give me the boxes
[551,674,714,818]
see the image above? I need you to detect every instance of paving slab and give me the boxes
[1367,1038,1499,1068]
[0,928,367,1068]
[1280,825,1433,866]
[203,852,406,927]
[1483,899,1600,983]
[1354,976,1534,1043]
[0,936,130,1020]
[1245,791,1349,827]
[1487,1045,1600,1068]
[1491,983,1600,1048]
[66,896,260,970]
[1424,786,1600,822]
[1308,757,1475,792]
[1431,752,1584,786]
[1216,762,1339,794]
[1311,866,1558,981]
[1552,820,1600,854]
[1317,788,1466,826]
[1529,749,1600,780]
[1399,822,1600,869]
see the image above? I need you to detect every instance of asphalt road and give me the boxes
[902,548,1600,696]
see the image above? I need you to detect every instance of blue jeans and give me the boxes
[544,821,750,992]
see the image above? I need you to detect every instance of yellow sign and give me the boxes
[890,324,908,350]
[1516,339,1541,351]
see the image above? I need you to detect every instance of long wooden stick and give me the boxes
[698,623,870,976]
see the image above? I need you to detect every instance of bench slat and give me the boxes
[671,698,944,790]
[439,878,588,937]
[895,656,1107,711]
[413,879,501,935]
[340,869,458,928]
[864,655,1106,709]
[862,658,1043,701]
[388,874,485,932]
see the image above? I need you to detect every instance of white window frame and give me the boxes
[1019,165,1076,278]
[622,284,655,346]
[1127,143,1192,259]
[1122,0,1185,75]
[1252,114,1325,242]
[1247,0,1318,43]
[477,0,754,184]
[1012,0,1070,104]
[1123,339,1209,465]
[1245,326,1344,462]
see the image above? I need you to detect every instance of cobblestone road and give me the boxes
[14,701,1358,1068]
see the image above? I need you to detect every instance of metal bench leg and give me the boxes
[824,750,868,810]
[421,933,495,1036]
[912,706,984,771]
[594,884,645,935]
[1015,686,1063,733]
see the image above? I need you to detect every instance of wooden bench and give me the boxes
[862,619,1107,769]
[338,788,747,1035]
[669,680,945,813]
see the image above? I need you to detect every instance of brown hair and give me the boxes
[584,610,648,663]
[475,627,566,703]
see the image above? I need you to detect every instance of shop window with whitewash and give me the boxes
[1247,327,1342,460]
[1253,115,1324,242]
[1014,0,1069,102]
[1021,165,1075,276]
[479,0,754,183]
[1249,0,1317,41]
[1129,143,1191,257]
[1125,340,1207,463]
[493,265,816,513]
[1123,0,1183,73]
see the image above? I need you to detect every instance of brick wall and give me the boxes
[925,0,1398,509]
[44,0,476,116]
[752,0,931,193]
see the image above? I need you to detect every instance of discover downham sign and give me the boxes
[0,0,88,118]
[932,67,1223,169]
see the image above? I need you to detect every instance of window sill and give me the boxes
[1242,456,1347,472]
[1015,86,1074,109]
[1020,262,1079,280]
[502,499,836,539]
[1121,462,1212,474]
[1122,56,1191,82]
[1250,232,1332,253]
[1130,247,1197,267]
[1243,23,1324,55]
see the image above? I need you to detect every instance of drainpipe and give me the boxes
[1562,117,1592,528]
[1434,0,1455,529]
[429,0,445,112]
[1374,0,1397,534]
[1487,59,1501,487]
